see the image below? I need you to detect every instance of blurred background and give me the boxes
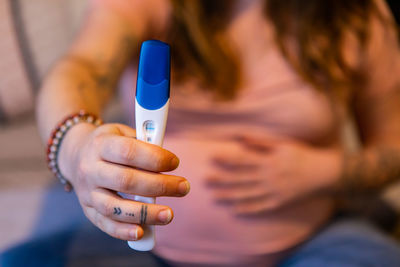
[0,0,87,251]
[1,0,400,255]
[0,0,124,252]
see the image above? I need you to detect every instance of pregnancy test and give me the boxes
[127,40,171,251]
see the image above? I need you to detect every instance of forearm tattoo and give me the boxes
[340,146,400,194]
[93,35,135,91]
[72,34,136,102]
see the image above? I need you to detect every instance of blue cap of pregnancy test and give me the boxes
[136,40,170,110]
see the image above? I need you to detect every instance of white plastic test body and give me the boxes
[126,99,169,251]
[124,40,171,251]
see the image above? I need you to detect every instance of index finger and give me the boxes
[99,135,179,172]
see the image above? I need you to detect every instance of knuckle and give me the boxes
[117,171,134,191]
[152,150,168,170]
[77,162,87,177]
[158,180,168,196]
[155,179,167,196]
[76,162,89,184]
[99,199,114,217]
[94,212,103,229]
[155,158,164,170]
[92,134,105,148]
[94,124,113,136]
[106,224,118,239]
[94,163,108,186]
[88,191,96,207]
[119,141,136,161]
[79,193,92,207]
[89,190,102,207]
[93,125,106,135]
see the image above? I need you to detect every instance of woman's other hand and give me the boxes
[205,135,342,216]
[57,123,190,240]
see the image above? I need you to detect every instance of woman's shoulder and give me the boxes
[361,0,399,96]
[90,0,172,36]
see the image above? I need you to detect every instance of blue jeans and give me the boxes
[2,217,400,267]
[279,218,400,267]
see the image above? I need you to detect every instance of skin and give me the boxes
[36,0,188,241]
[36,0,400,242]
[205,135,342,216]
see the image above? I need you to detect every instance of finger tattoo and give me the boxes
[140,204,148,224]
[113,207,122,215]
[113,207,134,217]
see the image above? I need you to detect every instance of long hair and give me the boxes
[167,0,380,101]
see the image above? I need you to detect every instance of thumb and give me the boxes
[115,123,137,138]
[95,123,136,138]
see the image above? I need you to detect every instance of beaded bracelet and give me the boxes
[46,110,103,192]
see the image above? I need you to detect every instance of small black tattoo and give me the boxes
[144,205,148,224]
[140,205,148,224]
[113,207,121,215]
[140,205,144,224]
[125,212,134,217]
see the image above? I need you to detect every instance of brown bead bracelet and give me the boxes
[46,110,103,192]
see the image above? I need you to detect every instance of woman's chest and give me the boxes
[168,1,339,145]
[169,72,339,146]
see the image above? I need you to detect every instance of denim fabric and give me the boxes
[279,218,400,267]
[0,222,171,267]
[2,216,400,267]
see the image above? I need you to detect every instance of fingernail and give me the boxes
[158,209,173,224]
[178,181,190,195]
[130,228,138,240]
[170,157,180,169]
[130,227,143,240]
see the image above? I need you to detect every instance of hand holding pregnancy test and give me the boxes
[122,40,172,251]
